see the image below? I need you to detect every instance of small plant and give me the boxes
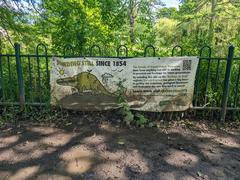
[116,79,148,127]
[116,79,134,125]
[136,113,148,127]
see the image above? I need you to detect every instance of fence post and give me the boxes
[15,43,25,109]
[220,45,234,122]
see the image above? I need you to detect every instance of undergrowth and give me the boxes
[0,105,239,130]
[116,79,149,127]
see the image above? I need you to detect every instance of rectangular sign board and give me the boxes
[51,57,199,112]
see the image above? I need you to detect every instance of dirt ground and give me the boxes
[0,113,239,180]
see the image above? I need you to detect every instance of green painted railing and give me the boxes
[0,43,239,121]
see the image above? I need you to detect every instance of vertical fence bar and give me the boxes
[233,64,240,107]
[27,55,33,102]
[194,63,201,106]
[15,43,25,108]
[36,54,41,102]
[0,55,5,102]
[7,55,13,100]
[194,56,202,106]
[214,59,221,106]
[214,59,220,90]
[45,53,49,87]
[220,45,234,122]
[43,46,50,101]
[202,46,212,105]
[36,43,47,103]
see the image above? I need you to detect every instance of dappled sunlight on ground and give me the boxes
[40,132,74,147]
[0,135,19,147]
[214,136,240,148]
[28,126,60,135]
[82,134,106,145]
[0,118,239,179]
[60,146,95,174]
[164,149,199,167]
[8,166,40,180]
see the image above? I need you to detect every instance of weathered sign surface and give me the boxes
[51,57,199,111]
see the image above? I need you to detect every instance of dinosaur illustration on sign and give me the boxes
[56,72,113,95]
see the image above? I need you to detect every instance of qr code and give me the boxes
[183,60,192,71]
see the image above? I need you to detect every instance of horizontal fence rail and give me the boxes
[0,43,240,121]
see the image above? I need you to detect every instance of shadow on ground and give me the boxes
[0,113,239,180]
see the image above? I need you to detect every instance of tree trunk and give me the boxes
[129,13,135,44]
[0,37,2,54]
[209,0,217,45]
[129,0,136,44]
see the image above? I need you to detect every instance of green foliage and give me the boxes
[0,105,70,127]
[135,113,148,127]
[1,0,240,55]
[1,0,240,122]
[0,106,18,126]
[116,78,134,125]
[116,79,149,126]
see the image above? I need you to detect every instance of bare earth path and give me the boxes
[0,115,239,180]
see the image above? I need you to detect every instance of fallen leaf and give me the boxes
[117,139,125,145]
[197,171,203,177]
[214,170,225,177]
[65,122,72,126]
